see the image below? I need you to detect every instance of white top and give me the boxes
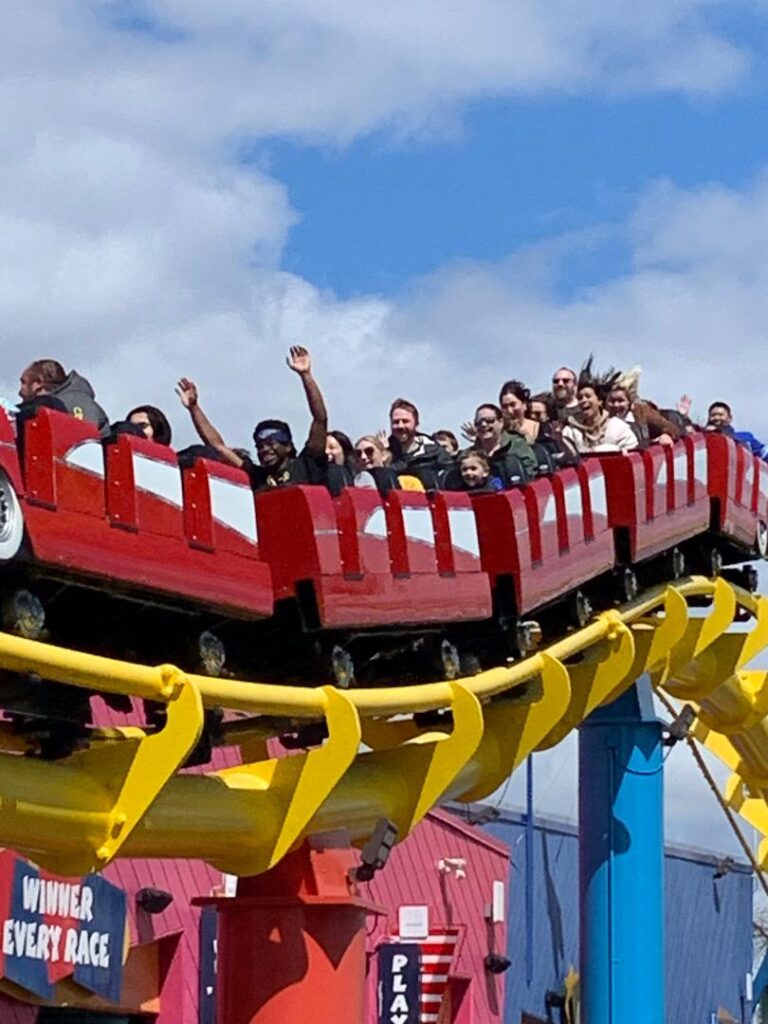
[562,415,639,454]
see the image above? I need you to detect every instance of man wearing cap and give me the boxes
[176,346,328,488]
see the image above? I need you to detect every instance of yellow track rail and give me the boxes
[0,575,766,877]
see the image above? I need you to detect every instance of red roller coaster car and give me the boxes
[0,405,765,687]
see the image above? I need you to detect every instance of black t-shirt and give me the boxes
[244,446,328,490]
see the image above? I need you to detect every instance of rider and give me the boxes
[177,346,329,488]
[18,359,108,430]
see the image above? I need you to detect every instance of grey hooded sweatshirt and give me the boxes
[47,370,109,430]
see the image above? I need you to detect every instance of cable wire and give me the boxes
[658,692,768,901]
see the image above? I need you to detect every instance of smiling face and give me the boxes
[707,404,732,429]
[325,434,345,465]
[552,368,577,405]
[606,387,631,419]
[256,437,291,467]
[474,406,503,446]
[390,406,418,447]
[500,391,526,428]
[460,454,489,488]
[578,386,602,421]
[355,437,384,468]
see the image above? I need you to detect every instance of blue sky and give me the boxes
[1,0,768,849]
[269,88,768,299]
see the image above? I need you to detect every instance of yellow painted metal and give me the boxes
[0,667,203,875]
[537,615,635,750]
[460,653,572,802]
[385,682,484,834]
[213,686,361,876]
[5,575,768,876]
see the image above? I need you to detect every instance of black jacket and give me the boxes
[388,433,454,488]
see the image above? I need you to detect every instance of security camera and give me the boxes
[136,887,173,915]
[484,953,511,975]
[437,857,467,878]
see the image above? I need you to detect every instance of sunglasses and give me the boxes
[552,377,574,385]
[356,446,376,458]
[475,417,498,427]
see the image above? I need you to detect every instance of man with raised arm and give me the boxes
[177,346,329,489]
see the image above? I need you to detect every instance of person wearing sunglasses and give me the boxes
[176,346,329,490]
[354,435,389,470]
[467,403,537,485]
[353,434,403,493]
[551,366,580,422]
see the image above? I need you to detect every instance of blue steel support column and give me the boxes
[578,678,664,1024]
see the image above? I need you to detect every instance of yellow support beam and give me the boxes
[1,575,768,877]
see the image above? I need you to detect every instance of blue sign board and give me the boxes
[0,850,126,1003]
[378,943,420,1024]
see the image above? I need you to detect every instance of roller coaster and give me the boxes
[2,402,768,1021]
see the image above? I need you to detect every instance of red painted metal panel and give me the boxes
[256,485,343,601]
[258,486,491,629]
[0,412,24,496]
[104,436,138,531]
[602,441,710,563]
[181,462,215,551]
[707,433,755,547]
[336,489,391,577]
[433,493,483,575]
[471,489,527,615]
[181,458,261,559]
[24,504,273,616]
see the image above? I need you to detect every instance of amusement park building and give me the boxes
[483,809,754,1024]
[0,797,754,1023]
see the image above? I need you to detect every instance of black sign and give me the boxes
[199,906,217,1024]
[378,943,420,1024]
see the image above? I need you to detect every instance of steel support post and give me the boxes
[198,838,383,1024]
[578,678,664,1024]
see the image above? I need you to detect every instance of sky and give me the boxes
[2,1,768,854]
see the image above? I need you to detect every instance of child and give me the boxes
[458,450,499,492]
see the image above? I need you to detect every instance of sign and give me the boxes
[391,925,460,1024]
[378,943,420,1024]
[0,850,126,1002]
[398,904,429,939]
[199,905,218,1024]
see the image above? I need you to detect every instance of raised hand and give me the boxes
[460,420,477,443]
[287,346,312,375]
[176,378,198,409]
[677,394,692,417]
[376,428,390,449]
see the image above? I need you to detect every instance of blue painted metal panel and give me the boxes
[578,682,665,1024]
[479,812,752,1024]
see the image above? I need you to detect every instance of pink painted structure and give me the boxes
[0,700,510,1021]
[365,809,510,1024]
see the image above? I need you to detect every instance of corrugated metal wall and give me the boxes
[482,809,753,1024]
[365,808,512,1024]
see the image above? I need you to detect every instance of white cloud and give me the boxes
[0,3,764,859]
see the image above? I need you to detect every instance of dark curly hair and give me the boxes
[577,356,621,404]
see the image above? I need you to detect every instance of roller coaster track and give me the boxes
[0,574,767,878]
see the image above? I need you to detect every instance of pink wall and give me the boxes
[365,809,510,1024]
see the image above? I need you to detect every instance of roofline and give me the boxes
[428,807,510,857]
[442,803,752,874]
